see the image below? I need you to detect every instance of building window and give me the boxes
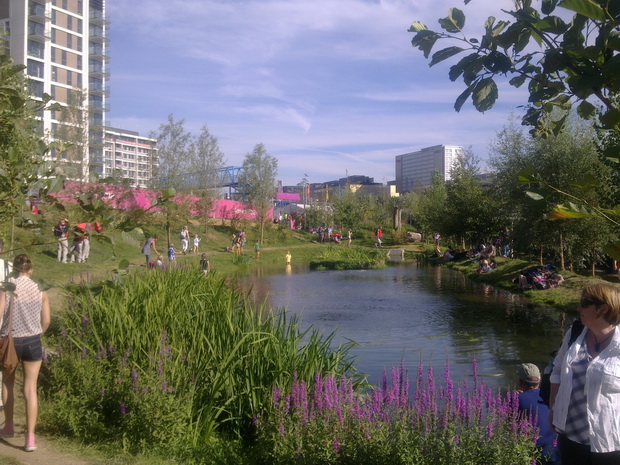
[66,70,72,85]
[27,60,44,79]
[27,40,44,59]
[62,0,67,10]
[51,66,58,81]
[61,49,67,65]
[67,15,72,30]
[28,80,44,98]
[66,33,72,49]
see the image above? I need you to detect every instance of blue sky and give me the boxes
[107,0,528,186]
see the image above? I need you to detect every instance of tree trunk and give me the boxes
[559,231,565,271]
[539,245,543,266]
[393,207,402,232]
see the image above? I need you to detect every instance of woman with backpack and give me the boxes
[549,283,620,464]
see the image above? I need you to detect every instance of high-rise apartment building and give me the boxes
[0,0,108,180]
[395,144,464,194]
[104,127,158,188]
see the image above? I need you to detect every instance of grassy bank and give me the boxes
[421,244,619,314]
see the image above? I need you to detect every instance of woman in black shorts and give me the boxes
[0,254,50,452]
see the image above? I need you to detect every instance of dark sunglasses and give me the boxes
[580,297,599,308]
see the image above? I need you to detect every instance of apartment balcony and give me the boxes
[88,84,110,96]
[30,0,48,5]
[88,64,109,78]
[88,46,109,62]
[89,9,110,26]
[28,5,51,23]
[89,28,109,43]
[89,101,110,112]
[28,25,50,42]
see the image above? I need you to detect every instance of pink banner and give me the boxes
[53,182,272,220]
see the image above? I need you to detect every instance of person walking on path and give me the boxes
[376,227,383,248]
[347,229,352,248]
[52,219,69,264]
[180,226,190,255]
[142,235,160,267]
[0,254,51,452]
[192,234,201,255]
[255,242,261,260]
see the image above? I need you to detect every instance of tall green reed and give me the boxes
[40,269,359,455]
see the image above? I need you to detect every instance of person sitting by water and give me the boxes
[478,259,491,273]
[516,363,559,465]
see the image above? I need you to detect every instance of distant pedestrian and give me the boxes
[142,235,160,267]
[434,232,441,246]
[156,254,164,270]
[193,234,201,255]
[200,253,210,276]
[180,226,190,254]
[285,251,292,265]
[168,243,177,264]
[376,227,383,248]
[347,229,352,248]
[255,242,261,260]
[52,218,70,264]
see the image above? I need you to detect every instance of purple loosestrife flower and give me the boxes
[131,367,139,390]
[313,374,324,411]
[273,386,282,407]
[487,422,493,439]
[453,434,460,445]
[157,359,164,376]
[161,381,167,392]
[119,401,127,415]
[333,437,340,453]
[472,358,478,389]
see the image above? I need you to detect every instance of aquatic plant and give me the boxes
[39,269,359,455]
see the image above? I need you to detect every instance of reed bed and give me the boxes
[39,269,359,458]
[309,246,386,270]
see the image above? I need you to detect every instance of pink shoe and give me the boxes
[0,424,14,438]
[24,433,37,451]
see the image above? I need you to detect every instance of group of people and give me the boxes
[53,219,102,264]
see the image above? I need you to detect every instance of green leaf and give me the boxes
[525,191,545,201]
[509,74,527,87]
[438,8,465,33]
[542,0,560,14]
[454,84,473,112]
[558,0,606,20]
[602,241,620,261]
[118,259,130,270]
[408,21,427,32]
[576,100,597,119]
[472,78,498,112]
[430,46,465,67]
[600,109,620,128]
[161,187,176,199]
[449,53,479,81]
[411,30,440,59]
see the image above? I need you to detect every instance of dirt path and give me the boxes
[0,431,91,465]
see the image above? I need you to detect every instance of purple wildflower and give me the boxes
[333,437,340,453]
[119,401,127,415]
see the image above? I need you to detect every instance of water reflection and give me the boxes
[238,263,565,390]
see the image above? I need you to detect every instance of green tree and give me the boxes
[54,87,89,180]
[332,190,368,231]
[489,117,617,270]
[0,54,63,239]
[238,143,278,244]
[191,124,226,232]
[150,114,194,189]
[409,0,620,135]
[416,171,450,242]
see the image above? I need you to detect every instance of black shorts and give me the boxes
[13,335,43,362]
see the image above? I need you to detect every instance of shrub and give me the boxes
[255,360,540,465]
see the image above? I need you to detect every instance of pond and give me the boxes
[238,262,569,391]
